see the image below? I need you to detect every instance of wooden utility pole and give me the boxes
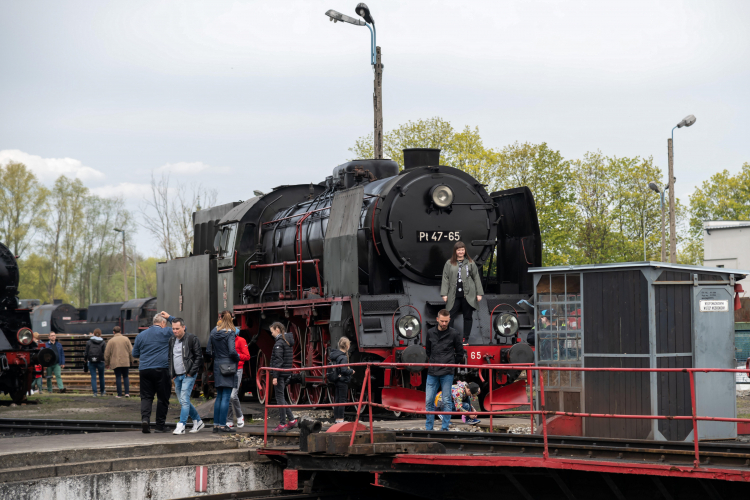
[373,46,383,159]
[667,138,676,263]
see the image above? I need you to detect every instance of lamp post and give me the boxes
[648,181,668,262]
[667,114,696,263]
[113,228,127,301]
[325,3,382,158]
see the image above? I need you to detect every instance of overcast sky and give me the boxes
[1,1,749,256]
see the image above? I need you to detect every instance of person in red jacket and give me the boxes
[226,324,251,428]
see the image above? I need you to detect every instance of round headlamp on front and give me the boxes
[17,328,33,345]
[430,184,454,208]
[397,315,421,339]
[494,313,519,337]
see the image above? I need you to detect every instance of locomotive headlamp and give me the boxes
[430,185,454,208]
[494,313,519,337]
[397,315,421,339]
[16,328,33,345]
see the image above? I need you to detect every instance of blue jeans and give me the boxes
[88,361,105,394]
[425,374,453,431]
[214,387,232,426]
[174,374,200,425]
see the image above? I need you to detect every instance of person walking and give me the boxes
[84,329,107,396]
[207,311,240,433]
[424,309,465,431]
[132,312,175,433]
[269,322,298,432]
[441,241,484,344]
[45,332,66,393]
[105,326,134,398]
[328,337,354,424]
[166,316,205,435]
[226,324,250,429]
[30,332,44,395]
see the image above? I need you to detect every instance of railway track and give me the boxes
[171,489,354,500]
[0,418,177,434]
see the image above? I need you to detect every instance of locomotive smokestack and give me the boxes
[403,148,440,169]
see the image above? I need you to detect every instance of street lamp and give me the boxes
[325,3,383,159]
[113,228,128,301]
[648,181,669,262]
[667,114,696,263]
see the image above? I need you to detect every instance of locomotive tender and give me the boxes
[0,242,57,403]
[158,148,541,410]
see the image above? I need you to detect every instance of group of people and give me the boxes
[81,326,135,397]
[132,310,249,434]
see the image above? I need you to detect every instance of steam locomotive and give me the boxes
[158,148,541,411]
[0,242,58,403]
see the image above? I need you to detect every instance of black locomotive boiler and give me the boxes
[158,148,541,411]
[0,242,57,403]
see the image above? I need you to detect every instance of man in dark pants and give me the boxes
[425,309,465,431]
[132,313,175,433]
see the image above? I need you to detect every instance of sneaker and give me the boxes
[213,426,220,433]
[466,418,481,425]
[115,396,121,399]
[60,388,67,394]
[93,393,98,397]
[225,422,234,428]
[154,427,168,433]
[287,419,298,429]
[190,421,205,433]
[125,394,130,398]
[236,416,245,428]
[272,423,288,432]
[220,426,236,433]
[173,423,186,435]
[141,419,151,434]
[437,414,444,422]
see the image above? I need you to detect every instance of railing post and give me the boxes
[538,366,549,459]
[489,368,494,433]
[264,368,270,446]
[350,366,370,447]
[689,370,700,468]
[527,369,534,435]
[368,363,374,444]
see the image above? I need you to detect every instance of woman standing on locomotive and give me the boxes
[441,241,484,344]
[207,311,240,433]
[328,337,355,424]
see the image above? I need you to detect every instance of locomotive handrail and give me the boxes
[259,361,750,469]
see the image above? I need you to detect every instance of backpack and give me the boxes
[88,341,105,362]
[326,366,339,383]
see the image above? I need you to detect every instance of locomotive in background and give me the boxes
[0,242,58,403]
[30,298,157,336]
[158,148,541,411]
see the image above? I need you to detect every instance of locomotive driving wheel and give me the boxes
[304,338,326,407]
[255,350,271,404]
[285,323,303,405]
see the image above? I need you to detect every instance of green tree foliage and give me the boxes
[684,162,750,265]
[349,117,503,191]
[0,162,49,257]
[495,142,578,266]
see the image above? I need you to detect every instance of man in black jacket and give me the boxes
[425,309,465,431]
[269,322,297,431]
[167,317,204,435]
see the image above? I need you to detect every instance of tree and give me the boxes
[349,117,503,191]
[0,162,49,257]
[684,162,750,265]
[140,173,217,260]
[496,142,578,266]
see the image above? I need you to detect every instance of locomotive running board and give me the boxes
[483,379,529,411]
[381,387,427,412]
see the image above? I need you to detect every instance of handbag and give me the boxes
[219,363,237,377]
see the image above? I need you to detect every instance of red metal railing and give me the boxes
[259,362,750,469]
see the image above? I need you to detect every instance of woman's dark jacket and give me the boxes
[328,348,354,384]
[270,332,295,379]
[168,332,203,378]
[425,325,465,377]
[207,328,239,388]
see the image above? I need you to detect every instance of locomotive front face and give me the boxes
[373,166,496,284]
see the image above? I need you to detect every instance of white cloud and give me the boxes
[90,182,151,200]
[0,149,105,181]
[154,161,230,175]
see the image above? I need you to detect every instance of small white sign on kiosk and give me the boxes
[699,300,729,312]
